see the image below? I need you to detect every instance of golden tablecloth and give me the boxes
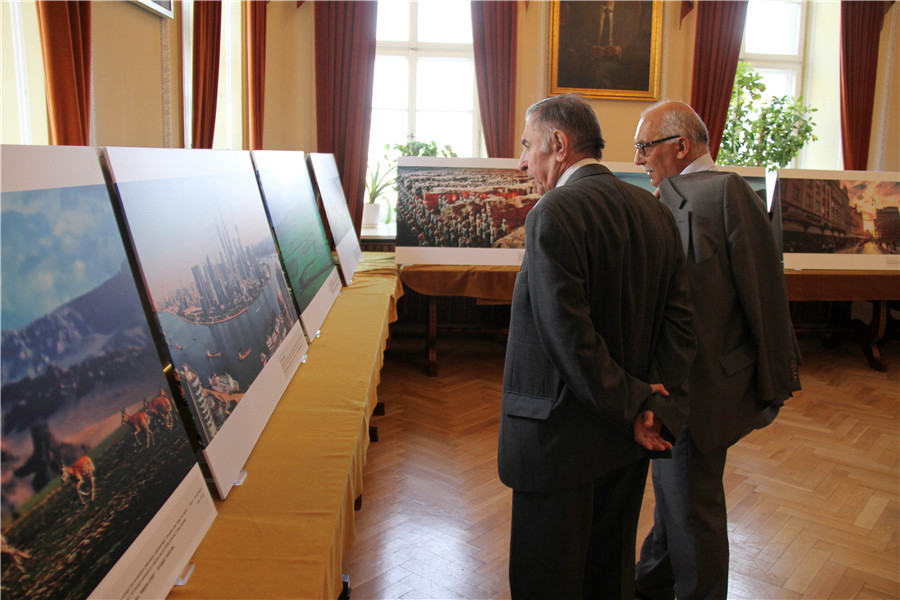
[168,253,401,600]
[399,264,519,303]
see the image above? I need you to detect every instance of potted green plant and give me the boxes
[363,159,395,226]
[719,62,818,170]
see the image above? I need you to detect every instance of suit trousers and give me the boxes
[509,458,649,600]
[634,425,729,600]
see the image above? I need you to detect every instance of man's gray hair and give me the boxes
[641,101,710,147]
[526,94,605,159]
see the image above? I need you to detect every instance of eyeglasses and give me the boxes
[634,135,681,157]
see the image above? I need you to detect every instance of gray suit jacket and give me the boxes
[498,164,696,493]
[659,170,801,453]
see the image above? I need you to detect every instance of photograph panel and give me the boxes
[252,150,340,339]
[1,145,208,600]
[395,157,538,265]
[104,147,307,497]
[775,169,900,269]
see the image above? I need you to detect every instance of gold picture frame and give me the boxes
[131,0,174,19]
[549,0,662,101]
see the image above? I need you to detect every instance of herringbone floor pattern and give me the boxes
[342,333,899,599]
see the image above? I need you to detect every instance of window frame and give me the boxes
[372,0,482,159]
[738,0,808,99]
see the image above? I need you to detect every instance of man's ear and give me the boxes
[675,136,691,160]
[552,130,569,160]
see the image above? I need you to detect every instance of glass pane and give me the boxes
[369,108,409,158]
[373,55,409,110]
[756,68,797,99]
[418,0,472,44]
[376,0,410,42]
[415,110,474,157]
[744,0,802,56]
[416,57,474,111]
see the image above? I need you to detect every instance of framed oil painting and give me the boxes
[394,157,538,266]
[549,0,662,100]
[1,144,215,600]
[103,147,308,499]
[251,150,342,343]
[773,169,900,270]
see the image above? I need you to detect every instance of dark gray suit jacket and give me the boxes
[659,170,801,453]
[498,164,696,493]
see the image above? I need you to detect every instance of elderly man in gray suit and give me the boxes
[633,101,802,600]
[498,93,696,599]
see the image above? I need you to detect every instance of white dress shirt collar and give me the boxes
[680,153,718,175]
[556,158,603,188]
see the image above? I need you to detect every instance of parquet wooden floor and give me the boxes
[342,333,899,599]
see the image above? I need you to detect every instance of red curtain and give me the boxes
[192,0,222,149]
[840,1,894,170]
[472,0,518,158]
[314,1,377,237]
[36,0,91,146]
[246,0,268,150]
[689,0,748,160]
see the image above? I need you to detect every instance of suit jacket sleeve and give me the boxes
[524,202,653,435]
[642,236,695,441]
[723,174,802,409]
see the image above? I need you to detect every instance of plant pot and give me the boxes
[362,202,382,227]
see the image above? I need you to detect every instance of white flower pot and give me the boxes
[362,202,382,226]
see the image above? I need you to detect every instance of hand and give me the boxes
[650,383,669,396]
[633,410,672,452]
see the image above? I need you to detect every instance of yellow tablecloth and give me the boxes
[168,253,401,600]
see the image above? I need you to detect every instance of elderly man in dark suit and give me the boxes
[633,101,802,600]
[498,93,696,599]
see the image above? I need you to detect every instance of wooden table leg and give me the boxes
[427,295,438,377]
[855,300,889,372]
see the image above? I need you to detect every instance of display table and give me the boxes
[784,269,899,371]
[168,253,401,600]
[399,263,899,373]
[399,264,519,375]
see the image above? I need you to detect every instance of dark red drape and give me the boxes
[36,0,91,146]
[689,0,748,160]
[314,1,377,237]
[472,0,518,158]
[246,0,268,150]
[840,1,894,170]
[192,0,222,149]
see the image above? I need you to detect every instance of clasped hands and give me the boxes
[633,383,673,452]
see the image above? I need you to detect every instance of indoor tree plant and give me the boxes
[718,62,818,170]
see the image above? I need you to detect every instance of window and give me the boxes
[366,0,482,228]
[739,0,807,100]
[737,0,842,170]
[181,0,243,150]
[1,0,48,145]
[212,0,243,150]
[370,0,481,161]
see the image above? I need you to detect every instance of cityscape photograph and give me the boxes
[114,170,299,446]
[777,177,900,255]
[396,165,539,249]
